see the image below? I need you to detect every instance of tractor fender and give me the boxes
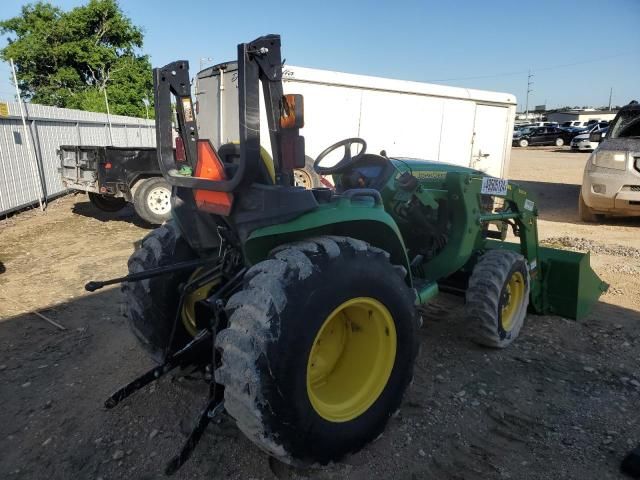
[243,196,412,286]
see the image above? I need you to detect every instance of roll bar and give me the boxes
[152,34,290,192]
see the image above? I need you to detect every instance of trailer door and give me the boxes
[471,104,510,177]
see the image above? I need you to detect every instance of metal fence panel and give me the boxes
[0,119,40,212]
[35,121,79,198]
[0,101,156,216]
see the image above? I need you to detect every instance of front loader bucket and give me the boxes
[538,246,608,320]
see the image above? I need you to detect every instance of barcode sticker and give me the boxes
[524,199,535,211]
[481,177,508,196]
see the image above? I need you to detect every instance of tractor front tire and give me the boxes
[216,236,418,465]
[121,221,196,362]
[465,249,530,348]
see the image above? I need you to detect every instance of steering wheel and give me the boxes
[313,138,367,175]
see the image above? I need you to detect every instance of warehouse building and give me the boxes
[546,110,617,124]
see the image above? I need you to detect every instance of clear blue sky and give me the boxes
[0,0,638,110]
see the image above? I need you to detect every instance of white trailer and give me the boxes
[197,63,517,178]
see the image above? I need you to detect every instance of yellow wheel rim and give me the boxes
[501,271,525,331]
[306,297,397,423]
[181,269,219,337]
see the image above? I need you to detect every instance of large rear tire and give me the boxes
[121,221,199,362]
[465,250,530,348]
[88,192,126,212]
[216,236,418,465]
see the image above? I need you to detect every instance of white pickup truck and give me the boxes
[580,100,640,221]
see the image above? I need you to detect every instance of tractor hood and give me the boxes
[390,157,485,176]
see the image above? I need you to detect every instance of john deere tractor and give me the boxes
[88,35,607,473]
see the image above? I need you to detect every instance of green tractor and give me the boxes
[88,35,607,473]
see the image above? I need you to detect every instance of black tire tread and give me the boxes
[216,235,408,464]
[465,249,530,348]
[121,221,186,362]
[88,192,127,212]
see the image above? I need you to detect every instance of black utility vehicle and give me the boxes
[513,126,574,147]
[59,146,171,224]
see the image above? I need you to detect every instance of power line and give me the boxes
[426,51,638,83]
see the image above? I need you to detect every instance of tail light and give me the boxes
[194,140,233,215]
[175,137,186,163]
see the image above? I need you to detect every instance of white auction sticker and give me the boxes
[524,199,535,211]
[481,177,508,196]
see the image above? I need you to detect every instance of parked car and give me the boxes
[513,126,538,139]
[561,121,589,128]
[570,126,608,151]
[527,121,558,127]
[579,100,640,221]
[513,126,573,147]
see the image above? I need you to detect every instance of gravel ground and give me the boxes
[540,237,640,259]
[0,147,638,480]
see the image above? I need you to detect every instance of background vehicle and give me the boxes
[527,121,559,127]
[59,146,172,224]
[561,120,589,128]
[570,126,608,151]
[91,35,606,474]
[580,100,640,221]
[513,125,538,138]
[198,63,517,178]
[513,126,573,147]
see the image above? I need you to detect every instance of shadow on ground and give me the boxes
[0,287,638,479]
[71,201,154,229]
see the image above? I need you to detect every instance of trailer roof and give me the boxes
[197,62,517,106]
[284,65,517,106]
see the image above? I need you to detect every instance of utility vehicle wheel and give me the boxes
[121,221,215,362]
[294,157,323,189]
[579,192,604,223]
[465,249,530,348]
[88,192,126,212]
[518,139,529,148]
[555,137,565,147]
[216,236,418,465]
[133,177,172,224]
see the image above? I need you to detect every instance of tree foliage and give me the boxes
[0,0,153,117]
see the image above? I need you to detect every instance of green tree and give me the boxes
[0,0,153,118]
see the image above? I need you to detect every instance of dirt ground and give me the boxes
[0,147,639,480]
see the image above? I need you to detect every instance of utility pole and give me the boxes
[196,57,213,96]
[608,87,613,111]
[142,97,150,120]
[11,58,44,211]
[525,70,534,119]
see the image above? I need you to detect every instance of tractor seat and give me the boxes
[217,142,276,185]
